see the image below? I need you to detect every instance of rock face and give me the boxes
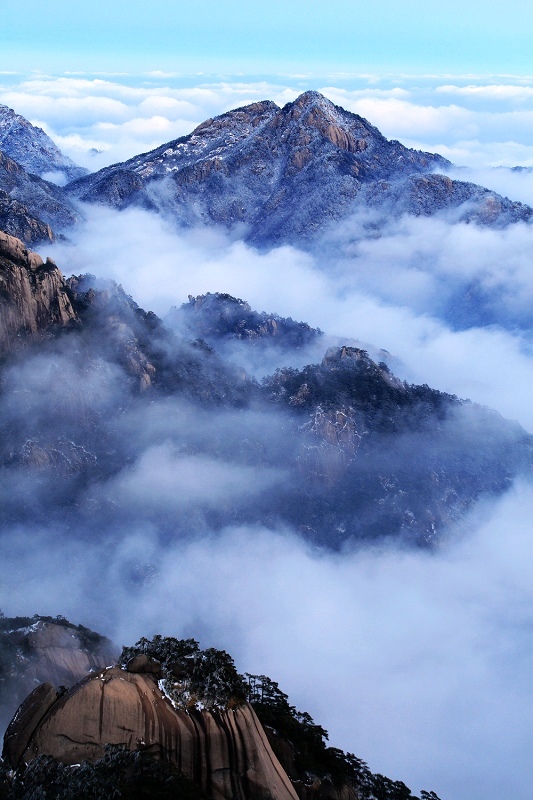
[0,104,86,182]
[0,616,118,739]
[3,664,299,800]
[0,230,77,354]
[67,91,532,245]
[0,150,82,241]
[10,620,117,690]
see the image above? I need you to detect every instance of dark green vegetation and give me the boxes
[167,293,322,350]
[0,745,206,800]
[120,636,246,710]
[118,636,442,800]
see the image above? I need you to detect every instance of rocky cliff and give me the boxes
[0,615,117,738]
[0,230,77,354]
[1,632,441,800]
[66,91,532,245]
[3,661,298,800]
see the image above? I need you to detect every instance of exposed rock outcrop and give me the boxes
[0,617,118,740]
[0,230,77,353]
[67,91,532,245]
[3,664,299,800]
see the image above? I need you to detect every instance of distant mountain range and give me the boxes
[0,93,531,246]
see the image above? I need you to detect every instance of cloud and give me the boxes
[436,83,533,100]
[46,204,533,430]
[99,444,286,512]
[1,483,532,800]
[3,71,533,800]
[3,73,533,171]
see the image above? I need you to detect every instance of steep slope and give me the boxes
[0,104,86,182]
[66,91,532,245]
[0,191,54,245]
[4,664,299,800]
[0,150,82,241]
[0,230,77,354]
[0,614,117,736]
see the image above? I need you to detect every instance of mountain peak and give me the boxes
[288,90,332,109]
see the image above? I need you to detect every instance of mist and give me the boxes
[1,483,532,800]
[2,74,533,800]
[47,204,533,430]
[0,191,529,800]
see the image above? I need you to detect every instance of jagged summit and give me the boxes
[0,104,86,182]
[66,91,531,244]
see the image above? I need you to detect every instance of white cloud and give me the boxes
[100,444,286,511]
[2,483,532,800]
[45,205,533,430]
[436,83,533,100]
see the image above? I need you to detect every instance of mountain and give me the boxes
[66,91,532,245]
[0,190,54,245]
[0,230,77,355]
[1,629,441,800]
[167,292,323,349]
[0,149,82,242]
[0,233,530,548]
[0,104,86,182]
[0,613,116,735]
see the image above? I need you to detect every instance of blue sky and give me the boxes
[3,0,533,74]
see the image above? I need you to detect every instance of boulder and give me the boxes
[3,666,299,800]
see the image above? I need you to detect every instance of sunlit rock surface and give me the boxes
[0,617,118,739]
[3,663,299,800]
[0,230,77,352]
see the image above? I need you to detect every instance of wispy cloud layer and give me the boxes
[47,203,533,430]
[2,73,533,169]
[2,71,533,800]
[2,483,532,800]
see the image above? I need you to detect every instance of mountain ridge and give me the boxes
[0,104,86,182]
[66,91,533,245]
[0,232,530,548]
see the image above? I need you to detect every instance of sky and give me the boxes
[3,0,533,74]
[2,4,533,800]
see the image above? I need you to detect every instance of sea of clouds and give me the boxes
[1,73,533,800]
